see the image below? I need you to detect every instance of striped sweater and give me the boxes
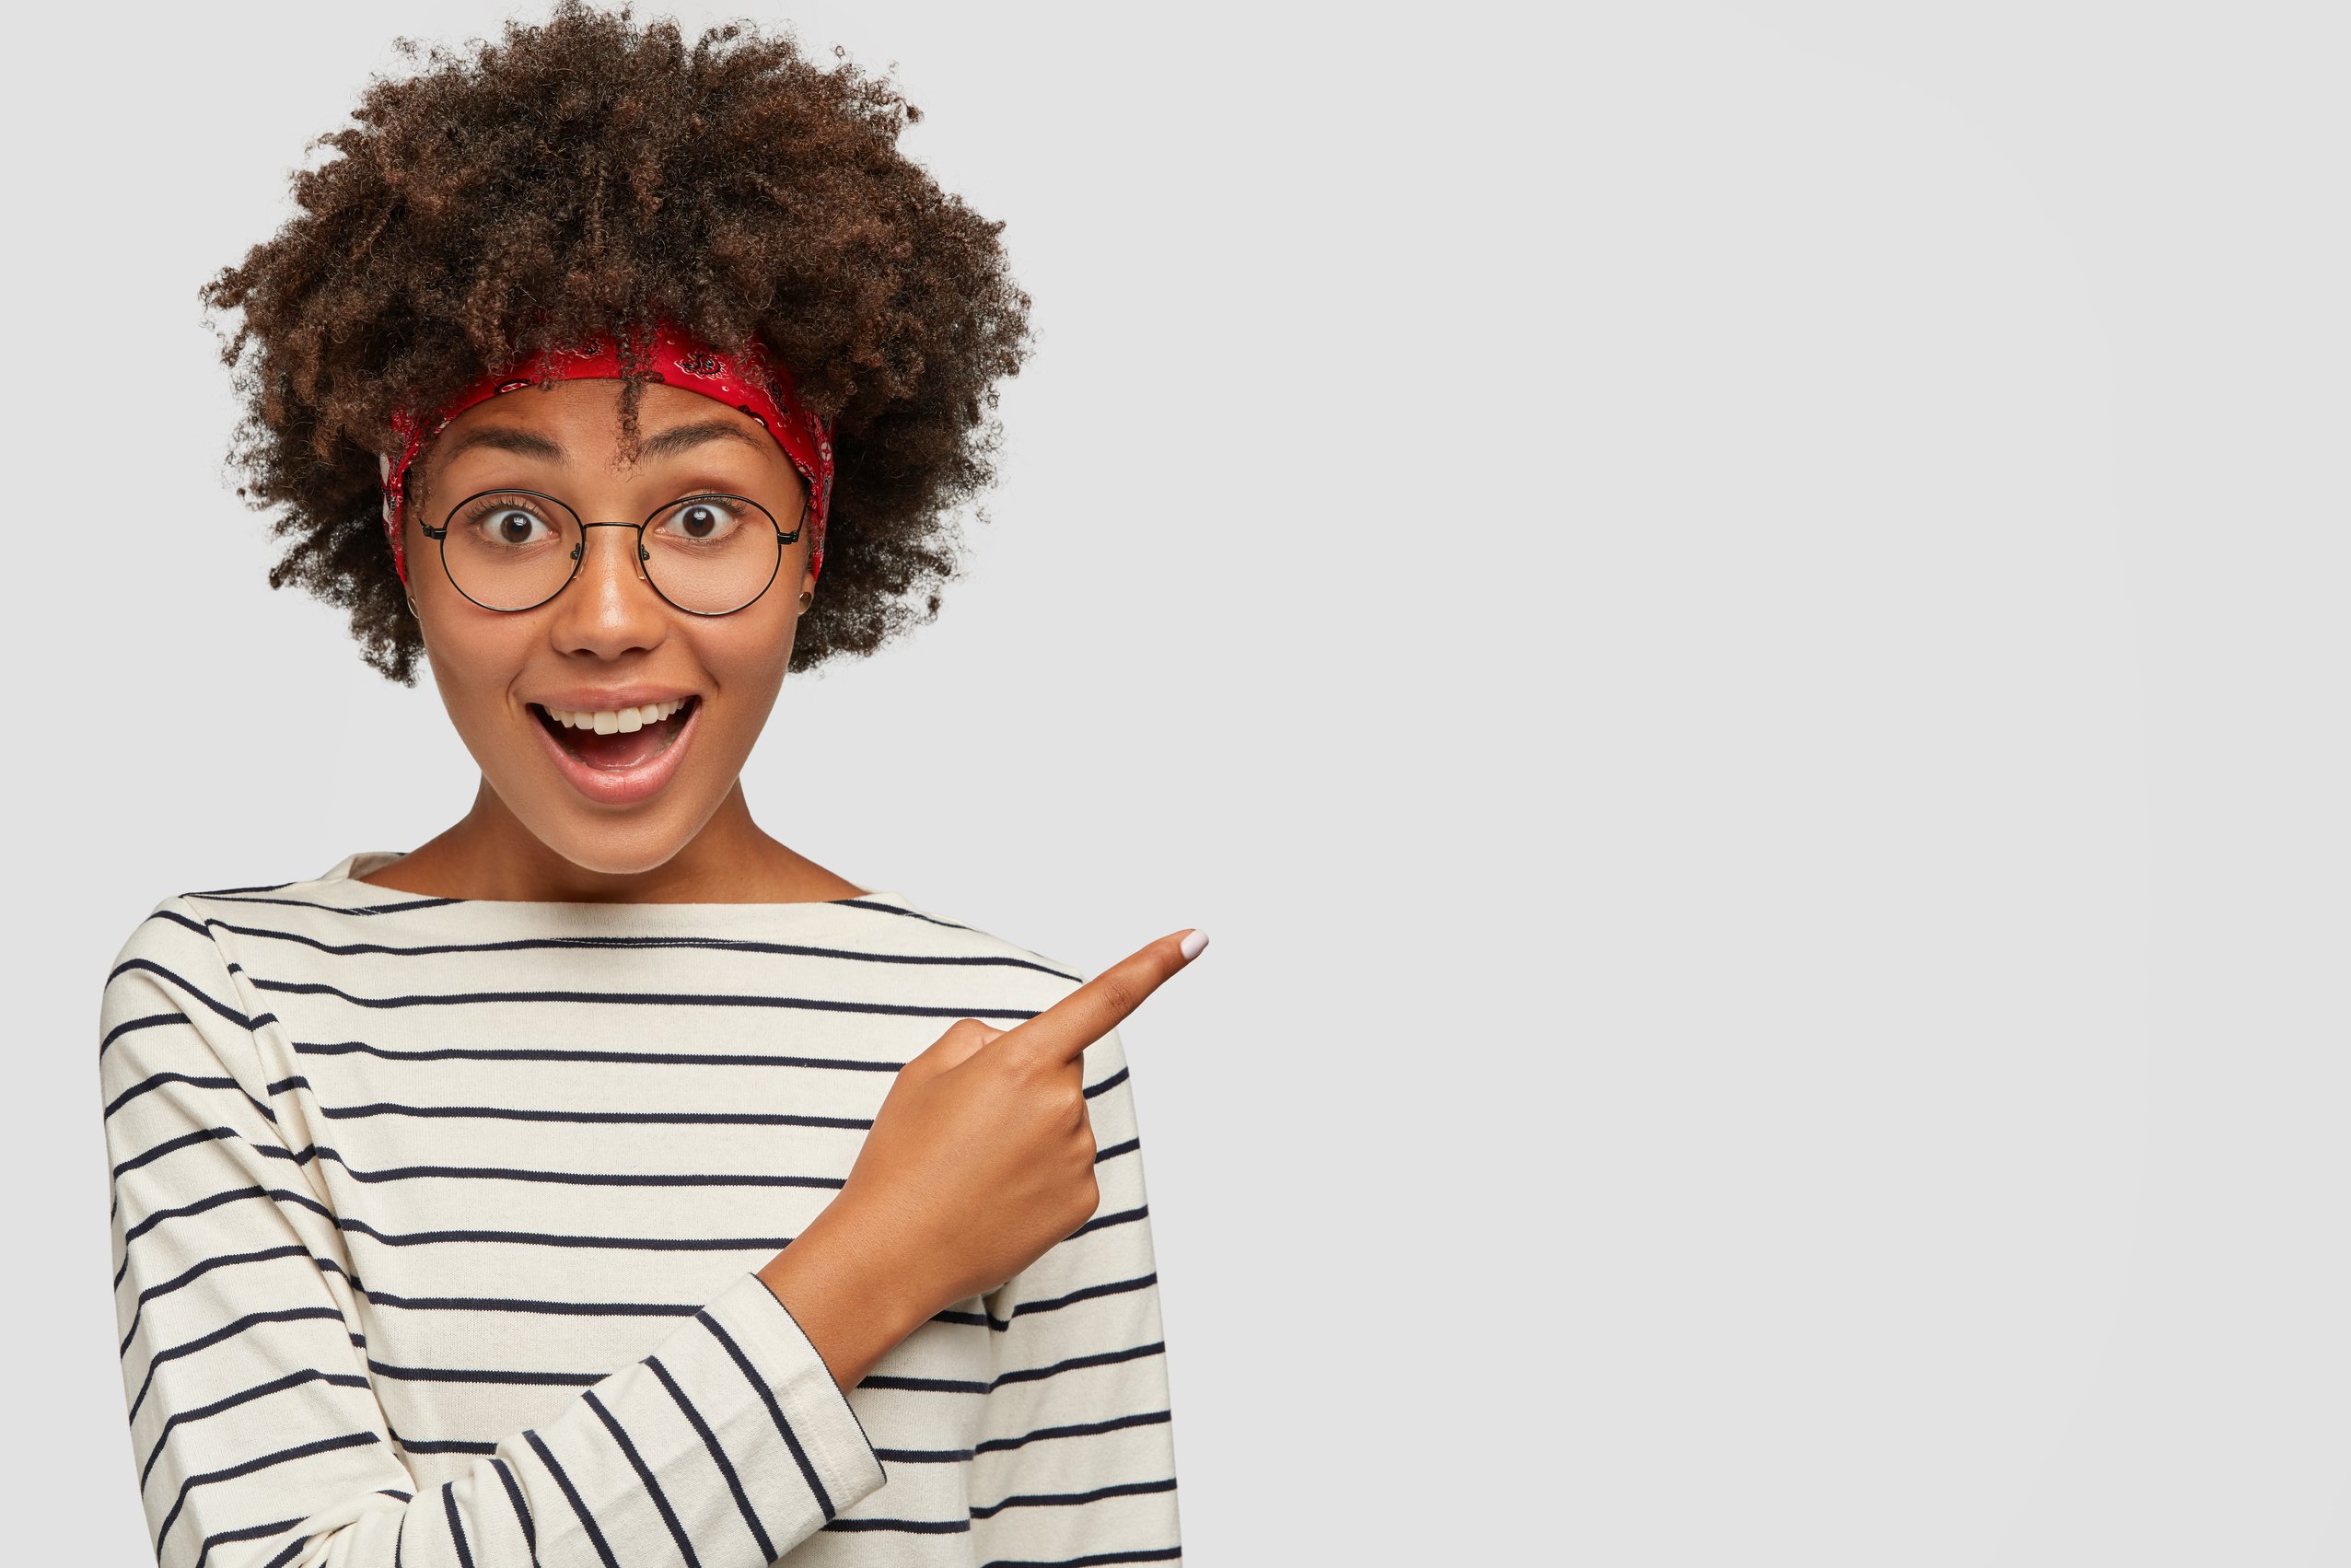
[98,851,1181,1568]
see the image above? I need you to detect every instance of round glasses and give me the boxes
[421,489,806,615]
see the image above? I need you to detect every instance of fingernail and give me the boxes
[1179,929,1210,961]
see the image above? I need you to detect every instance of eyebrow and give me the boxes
[634,420,768,461]
[436,425,567,463]
[426,415,762,481]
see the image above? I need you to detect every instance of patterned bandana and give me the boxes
[378,320,833,589]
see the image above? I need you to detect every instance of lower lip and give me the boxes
[529,699,702,807]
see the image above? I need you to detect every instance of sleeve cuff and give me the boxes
[700,1269,888,1511]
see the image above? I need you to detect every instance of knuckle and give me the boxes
[1092,973,1140,1020]
[1068,1171,1101,1228]
[997,1039,1047,1084]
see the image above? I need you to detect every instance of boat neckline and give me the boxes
[213,849,914,913]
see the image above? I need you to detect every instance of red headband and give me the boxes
[379,320,833,589]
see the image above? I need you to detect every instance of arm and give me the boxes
[968,1023,1182,1563]
[99,897,886,1568]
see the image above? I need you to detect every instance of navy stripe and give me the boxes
[191,891,461,915]
[370,1359,603,1388]
[392,1432,497,1457]
[992,1342,1168,1392]
[283,1040,1127,1089]
[488,1456,539,1562]
[316,1099,871,1130]
[116,1182,344,1289]
[1070,1203,1150,1240]
[966,1272,1157,1331]
[583,1388,701,1567]
[101,1010,194,1058]
[119,1245,315,1354]
[825,1516,972,1532]
[295,1035,905,1073]
[339,1214,796,1252]
[141,1367,372,1487]
[106,1071,281,1126]
[974,1409,1175,1458]
[151,908,225,941]
[360,1287,696,1318]
[523,1429,621,1568]
[646,1353,775,1561]
[696,1307,838,1518]
[443,1482,476,1568]
[261,1535,314,1568]
[250,973,1047,1021]
[154,1431,380,1548]
[105,958,260,1030]
[289,1144,848,1192]
[128,1307,346,1424]
[191,1516,304,1568]
[860,1372,989,1394]
[978,1550,1182,1568]
[871,1408,1177,1465]
[110,1124,239,1182]
[202,913,1076,979]
[120,1184,300,1251]
[191,888,966,927]
[115,1184,261,1264]
[971,1476,1179,1519]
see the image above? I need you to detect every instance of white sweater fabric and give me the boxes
[99,851,1180,1568]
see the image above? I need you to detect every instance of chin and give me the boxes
[529,804,706,878]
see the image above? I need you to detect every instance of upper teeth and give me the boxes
[544,698,689,734]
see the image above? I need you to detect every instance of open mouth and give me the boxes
[530,695,701,772]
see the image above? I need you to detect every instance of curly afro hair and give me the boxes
[203,0,1031,684]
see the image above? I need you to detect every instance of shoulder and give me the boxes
[869,896,1138,1081]
[103,867,336,990]
[98,889,268,1092]
[104,891,227,993]
[101,857,371,991]
[860,893,1088,1002]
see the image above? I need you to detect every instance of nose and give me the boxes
[547,522,667,657]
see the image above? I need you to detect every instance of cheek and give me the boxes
[425,619,533,721]
[690,618,797,719]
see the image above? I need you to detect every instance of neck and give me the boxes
[364,777,865,904]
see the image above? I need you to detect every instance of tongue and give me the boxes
[564,720,672,770]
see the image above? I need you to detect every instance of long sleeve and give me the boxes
[969,1022,1182,1563]
[99,897,888,1568]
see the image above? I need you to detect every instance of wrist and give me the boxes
[756,1208,933,1393]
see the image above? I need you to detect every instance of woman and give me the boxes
[98,7,1201,1565]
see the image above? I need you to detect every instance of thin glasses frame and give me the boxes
[421,488,807,616]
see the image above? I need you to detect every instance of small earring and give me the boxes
[405,592,421,617]
[797,590,813,615]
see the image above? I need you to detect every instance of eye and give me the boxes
[660,497,747,543]
[465,499,559,548]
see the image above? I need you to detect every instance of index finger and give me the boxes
[1000,928,1209,1066]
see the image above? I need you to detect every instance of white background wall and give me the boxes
[7,2,2347,1561]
